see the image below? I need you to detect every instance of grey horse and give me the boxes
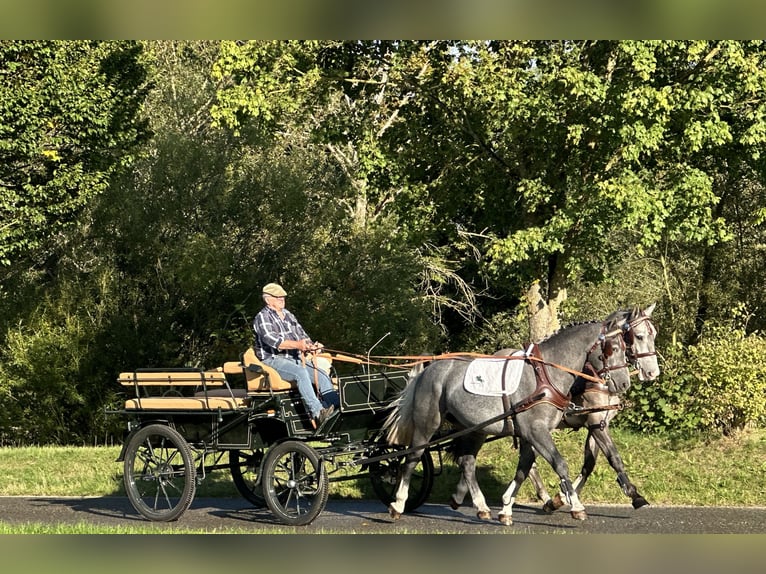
[446,304,660,519]
[384,311,632,525]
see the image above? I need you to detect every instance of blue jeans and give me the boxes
[263,355,340,419]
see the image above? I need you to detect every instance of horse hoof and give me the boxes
[449,497,460,510]
[388,505,401,520]
[542,494,565,513]
[633,497,650,510]
[571,509,587,521]
[477,510,491,520]
[498,514,513,526]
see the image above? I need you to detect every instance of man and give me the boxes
[252,282,339,427]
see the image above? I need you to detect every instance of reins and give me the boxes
[323,313,655,405]
[323,347,613,386]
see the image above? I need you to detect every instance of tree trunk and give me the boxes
[525,281,567,342]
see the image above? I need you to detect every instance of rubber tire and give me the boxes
[261,440,328,526]
[369,447,435,512]
[123,423,196,522]
[229,449,267,508]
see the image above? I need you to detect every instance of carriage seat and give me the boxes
[239,347,298,392]
[119,348,307,412]
[119,369,247,410]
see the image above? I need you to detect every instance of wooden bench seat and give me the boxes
[124,396,247,410]
[119,349,319,411]
[118,370,227,386]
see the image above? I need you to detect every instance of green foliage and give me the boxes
[460,308,529,354]
[0,41,150,267]
[0,272,122,444]
[618,310,766,436]
[618,340,700,434]
[5,41,766,443]
[688,323,766,434]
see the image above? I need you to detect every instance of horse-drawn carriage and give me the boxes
[108,349,436,526]
[108,305,658,527]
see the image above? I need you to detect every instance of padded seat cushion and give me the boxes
[241,348,297,392]
[124,397,246,410]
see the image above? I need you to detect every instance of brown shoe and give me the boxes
[316,405,335,427]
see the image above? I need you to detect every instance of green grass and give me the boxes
[0,428,763,534]
[470,427,766,506]
[1,428,764,506]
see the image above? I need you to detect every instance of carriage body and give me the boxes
[107,352,436,525]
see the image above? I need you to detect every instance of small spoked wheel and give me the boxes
[123,423,196,522]
[261,440,328,526]
[369,446,434,512]
[229,449,267,508]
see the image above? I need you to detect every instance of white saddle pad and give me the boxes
[463,351,526,396]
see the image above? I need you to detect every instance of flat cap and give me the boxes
[262,282,287,297]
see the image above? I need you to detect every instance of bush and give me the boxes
[687,325,766,435]
[617,318,766,436]
[0,273,123,445]
[618,340,700,434]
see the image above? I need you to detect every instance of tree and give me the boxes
[212,41,766,343]
[0,41,150,268]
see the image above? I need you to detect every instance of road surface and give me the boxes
[1,496,765,534]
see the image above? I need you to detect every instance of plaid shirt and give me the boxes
[252,306,310,361]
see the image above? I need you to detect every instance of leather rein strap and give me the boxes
[325,348,610,385]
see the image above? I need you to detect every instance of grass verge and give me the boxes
[0,428,763,505]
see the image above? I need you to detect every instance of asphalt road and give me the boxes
[2,496,766,534]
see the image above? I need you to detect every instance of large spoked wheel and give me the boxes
[261,440,328,526]
[123,423,196,522]
[229,449,266,508]
[369,447,434,512]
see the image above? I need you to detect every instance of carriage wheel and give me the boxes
[369,447,435,512]
[229,449,267,508]
[261,440,328,526]
[123,423,196,522]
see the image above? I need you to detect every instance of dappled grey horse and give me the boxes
[445,304,660,519]
[524,303,660,512]
[384,312,632,525]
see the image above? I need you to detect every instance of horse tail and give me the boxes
[383,366,425,446]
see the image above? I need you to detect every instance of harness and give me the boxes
[566,312,658,427]
[496,324,630,438]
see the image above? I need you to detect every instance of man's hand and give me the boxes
[304,340,324,353]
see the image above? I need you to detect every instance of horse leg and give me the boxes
[447,435,470,509]
[526,424,587,521]
[567,427,600,497]
[388,414,443,519]
[589,424,650,509]
[448,433,492,520]
[498,440,536,526]
[388,448,426,519]
[538,426,600,513]
[526,461,559,513]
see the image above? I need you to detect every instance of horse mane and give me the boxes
[538,307,640,343]
[537,319,601,343]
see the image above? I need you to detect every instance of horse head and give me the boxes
[586,314,632,394]
[621,303,660,382]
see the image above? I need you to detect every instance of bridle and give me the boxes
[621,312,658,370]
[584,323,630,383]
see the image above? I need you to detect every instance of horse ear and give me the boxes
[645,303,656,317]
